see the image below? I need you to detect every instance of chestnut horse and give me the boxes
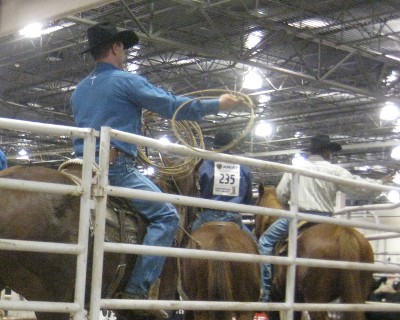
[180,221,260,320]
[255,183,374,320]
[0,164,186,320]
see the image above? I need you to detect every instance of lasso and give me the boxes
[138,89,255,178]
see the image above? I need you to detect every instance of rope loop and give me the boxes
[138,89,255,178]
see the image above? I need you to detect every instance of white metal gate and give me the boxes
[1,118,400,319]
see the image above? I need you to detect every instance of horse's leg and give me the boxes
[340,269,370,320]
[300,267,333,320]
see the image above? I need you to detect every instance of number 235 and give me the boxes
[219,173,235,184]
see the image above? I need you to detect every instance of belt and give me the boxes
[109,147,136,165]
[93,147,135,166]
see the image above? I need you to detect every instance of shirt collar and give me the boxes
[94,62,119,72]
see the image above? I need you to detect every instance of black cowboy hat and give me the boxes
[307,134,342,153]
[213,131,234,147]
[81,21,139,54]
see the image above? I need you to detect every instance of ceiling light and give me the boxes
[391,146,400,159]
[393,172,400,185]
[17,149,29,160]
[246,31,262,48]
[159,136,171,145]
[292,153,306,166]
[258,94,271,104]
[380,102,400,121]
[243,70,262,90]
[19,22,43,38]
[387,190,400,203]
[386,71,398,84]
[143,167,155,176]
[255,122,273,137]
[289,18,331,29]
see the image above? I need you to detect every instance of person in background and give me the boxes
[0,149,8,170]
[191,130,254,239]
[71,22,242,318]
[258,134,394,303]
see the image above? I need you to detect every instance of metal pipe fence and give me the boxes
[0,119,399,319]
[0,118,97,319]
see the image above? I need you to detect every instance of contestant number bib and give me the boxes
[213,162,240,196]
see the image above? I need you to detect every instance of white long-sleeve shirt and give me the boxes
[276,155,382,213]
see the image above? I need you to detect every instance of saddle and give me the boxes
[58,159,147,244]
[58,159,147,297]
[274,221,317,256]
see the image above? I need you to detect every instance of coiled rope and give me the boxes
[137,89,255,178]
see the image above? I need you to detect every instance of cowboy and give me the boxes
[191,130,254,239]
[71,22,242,318]
[258,134,394,303]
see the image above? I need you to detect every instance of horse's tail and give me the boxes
[207,233,235,320]
[337,227,374,319]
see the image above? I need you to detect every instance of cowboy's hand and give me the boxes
[218,94,242,111]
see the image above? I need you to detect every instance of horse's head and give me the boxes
[254,183,283,239]
[256,183,283,209]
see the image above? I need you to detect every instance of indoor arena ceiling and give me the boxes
[1,0,400,190]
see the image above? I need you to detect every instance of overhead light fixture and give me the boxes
[19,22,75,39]
[380,102,400,121]
[292,153,306,166]
[254,122,273,137]
[159,136,171,145]
[17,149,29,160]
[258,94,271,104]
[387,190,400,203]
[243,69,262,90]
[246,31,262,49]
[393,172,400,184]
[289,18,332,29]
[19,22,43,38]
[386,70,399,84]
[143,167,155,176]
[391,145,400,159]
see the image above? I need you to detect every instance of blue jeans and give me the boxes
[258,212,331,302]
[107,155,179,296]
[258,218,289,302]
[191,209,256,241]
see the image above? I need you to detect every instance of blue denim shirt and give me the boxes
[198,159,253,205]
[0,149,7,170]
[71,62,219,157]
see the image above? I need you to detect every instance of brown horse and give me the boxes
[256,183,374,320]
[0,165,182,320]
[254,183,285,239]
[180,221,260,320]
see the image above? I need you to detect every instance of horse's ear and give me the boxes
[258,182,265,197]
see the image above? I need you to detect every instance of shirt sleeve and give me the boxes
[333,166,382,196]
[276,172,291,205]
[125,74,220,121]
